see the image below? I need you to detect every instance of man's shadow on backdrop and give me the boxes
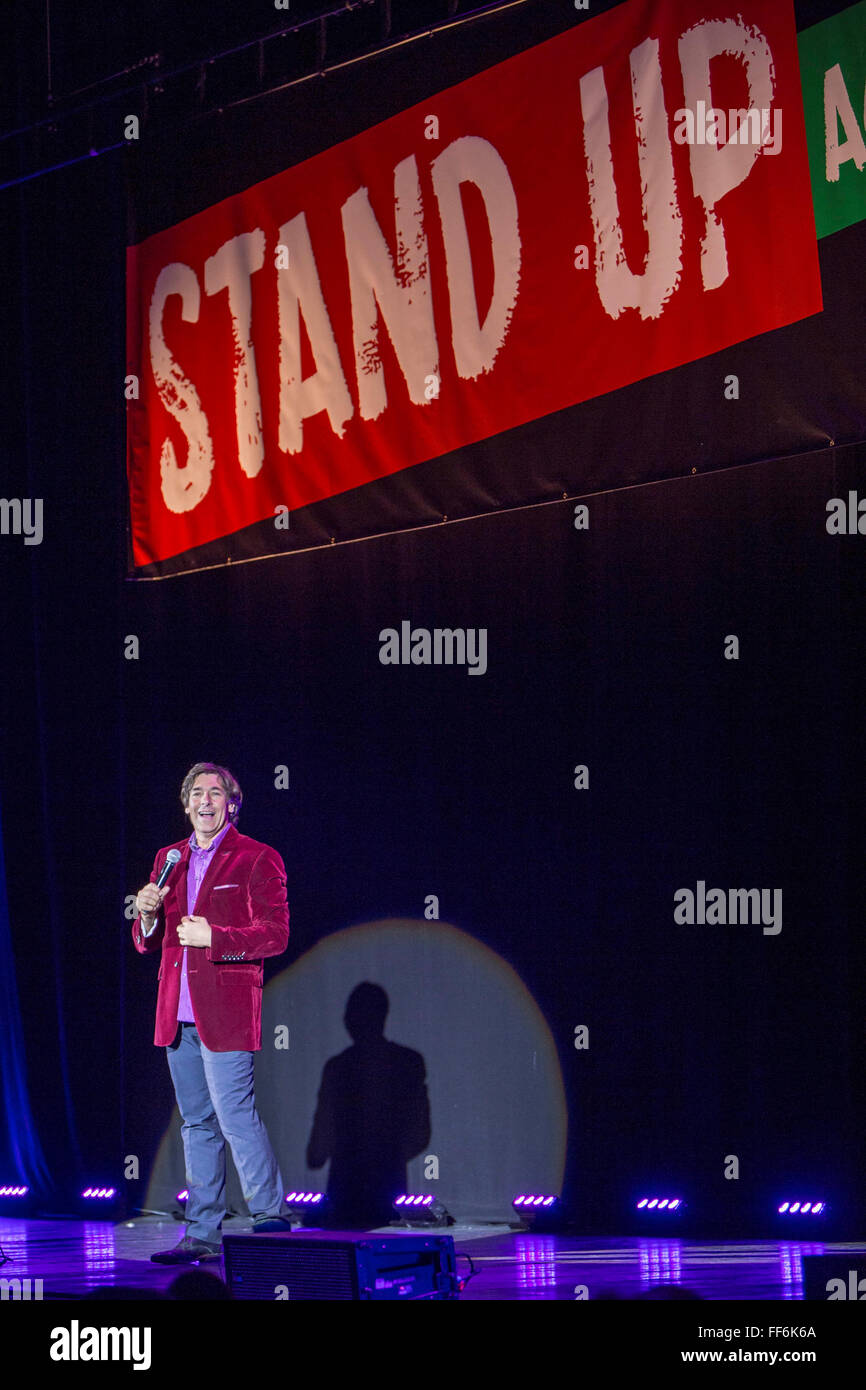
[306,981,430,1228]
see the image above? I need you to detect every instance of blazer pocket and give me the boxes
[217,963,262,987]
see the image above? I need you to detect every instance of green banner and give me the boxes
[799,0,866,237]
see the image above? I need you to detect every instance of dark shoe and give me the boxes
[150,1236,222,1264]
[252,1215,294,1233]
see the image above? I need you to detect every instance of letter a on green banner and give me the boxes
[799,0,866,237]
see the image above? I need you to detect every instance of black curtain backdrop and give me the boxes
[0,0,863,1232]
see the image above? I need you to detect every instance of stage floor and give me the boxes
[2,1216,863,1300]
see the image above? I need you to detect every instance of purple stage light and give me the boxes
[392,1193,455,1225]
[635,1196,684,1211]
[511,1194,562,1228]
[776,1198,827,1215]
[0,1185,28,1197]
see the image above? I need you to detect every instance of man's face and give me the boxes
[185,774,235,844]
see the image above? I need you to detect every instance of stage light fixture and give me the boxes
[635,1196,685,1212]
[170,1189,190,1220]
[77,1185,125,1218]
[511,1194,563,1231]
[777,1199,827,1216]
[0,1184,31,1214]
[392,1194,454,1227]
[282,1190,328,1223]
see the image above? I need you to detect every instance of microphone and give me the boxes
[155,848,182,891]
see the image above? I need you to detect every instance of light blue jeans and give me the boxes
[166,1022,285,1244]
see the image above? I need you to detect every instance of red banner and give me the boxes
[126,0,820,567]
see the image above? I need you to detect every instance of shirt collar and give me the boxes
[188,822,231,855]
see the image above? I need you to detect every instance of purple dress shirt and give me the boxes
[177,822,231,1023]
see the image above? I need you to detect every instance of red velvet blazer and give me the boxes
[132,824,289,1051]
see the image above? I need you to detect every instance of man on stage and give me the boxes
[133,761,291,1264]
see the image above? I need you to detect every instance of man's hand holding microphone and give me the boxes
[135,881,170,932]
[135,849,212,946]
[136,847,181,937]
